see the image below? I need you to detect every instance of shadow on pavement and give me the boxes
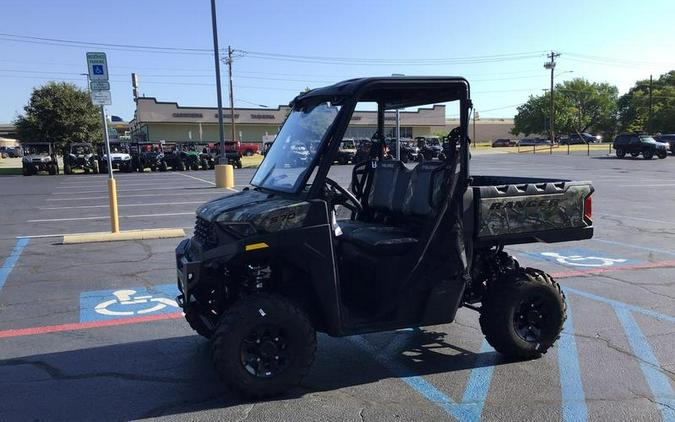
[0,329,508,420]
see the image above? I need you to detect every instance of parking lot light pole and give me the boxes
[210,0,226,165]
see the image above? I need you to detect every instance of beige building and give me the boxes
[129,98,449,144]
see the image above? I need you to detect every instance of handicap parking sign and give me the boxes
[80,283,179,322]
[526,247,641,268]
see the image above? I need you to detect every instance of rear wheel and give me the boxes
[201,159,209,170]
[190,161,199,171]
[159,161,168,172]
[48,163,57,175]
[177,160,186,171]
[643,150,654,160]
[615,148,625,158]
[22,165,31,176]
[64,163,72,175]
[479,268,566,359]
[211,294,316,398]
[92,160,99,174]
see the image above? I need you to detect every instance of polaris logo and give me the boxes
[489,198,560,210]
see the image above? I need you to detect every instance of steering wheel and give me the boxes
[324,177,363,217]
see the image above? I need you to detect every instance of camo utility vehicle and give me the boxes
[21,142,58,175]
[176,77,594,398]
[130,142,167,172]
[63,142,99,174]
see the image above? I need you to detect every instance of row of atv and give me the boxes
[21,140,243,175]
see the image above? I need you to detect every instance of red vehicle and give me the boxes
[238,142,260,156]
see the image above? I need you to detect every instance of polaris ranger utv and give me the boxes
[176,77,594,398]
[63,142,99,174]
[21,142,58,175]
[99,141,134,173]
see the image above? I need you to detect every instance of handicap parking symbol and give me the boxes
[528,247,640,268]
[80,284,179,322]
[92,64,104,75]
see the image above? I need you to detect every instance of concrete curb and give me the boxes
[62,228,186,244]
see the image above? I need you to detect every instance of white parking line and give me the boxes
[45,191,228,201]
[55,182,181,189]
[27,212,194,223]
[41,201,205,210]
[174,172,215,185]
[54,185,212,194]
[174,172,241,192]
[621,183,675,187]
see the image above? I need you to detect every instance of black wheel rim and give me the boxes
[240,324,291,378]
[513,296,547,343]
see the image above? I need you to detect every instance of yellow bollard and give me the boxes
[215,164,234,188]
[107,178,120,233]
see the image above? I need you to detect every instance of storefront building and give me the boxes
[129,97,448,145]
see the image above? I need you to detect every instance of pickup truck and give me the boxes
[175,76,594,398]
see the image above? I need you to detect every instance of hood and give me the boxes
[196,189,311,232]
[104,153,131,160]
[655,141,669,149]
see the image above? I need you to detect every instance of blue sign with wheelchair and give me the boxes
[526,247,641,268]
[80,283,179,322]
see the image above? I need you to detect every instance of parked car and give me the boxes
[415,136,443,159]
[613,133,668,159]
[518,138,551,146]
[99,141,134,173]
[130,141,168,172]
[385,138,420,163]
[0,146,21,157]
[491,138,517,147]
[655,134,675,154]
[239,142,260,157]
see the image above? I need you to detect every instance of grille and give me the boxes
[194,217,218,248]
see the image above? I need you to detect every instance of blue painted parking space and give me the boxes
[80,283,179,322]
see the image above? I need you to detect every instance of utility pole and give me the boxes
[227,46,236,145]
[209,0,226,164]
[648,74,653,133]
[544,51,560,143]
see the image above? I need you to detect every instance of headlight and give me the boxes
[216,221,258,238]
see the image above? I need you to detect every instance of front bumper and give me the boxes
[175,239,201,309]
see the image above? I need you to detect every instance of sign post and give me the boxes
[86,52,119,233]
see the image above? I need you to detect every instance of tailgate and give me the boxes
[473,177,593,245]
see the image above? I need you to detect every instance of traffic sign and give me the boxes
[89,80,110,91]
[91,90,112,106]
[86,52,109,81]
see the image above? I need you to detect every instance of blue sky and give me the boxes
[1,0,674,122]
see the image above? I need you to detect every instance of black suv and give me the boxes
[613,133,668,159]
[655,134,675,154]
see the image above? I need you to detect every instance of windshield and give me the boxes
[341,140,356,149]
[251,101,341,193]
[24,144,50,154]
[640,136,656,143]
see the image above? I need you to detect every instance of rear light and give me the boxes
[584,195,592,221]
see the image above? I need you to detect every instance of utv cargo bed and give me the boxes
[471,175,593,246]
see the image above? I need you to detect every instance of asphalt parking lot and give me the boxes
[0,151,673,421]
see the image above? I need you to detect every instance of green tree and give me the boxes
[618,71,675,133]
[512,78,618,138]
[14,82,102,151]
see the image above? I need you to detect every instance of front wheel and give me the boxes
[211,294,316,398]
[201,159,209,170]
[177,160,186,171]
[479,268,566,359]
[657,150,667,159]
[643,150,654,160]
